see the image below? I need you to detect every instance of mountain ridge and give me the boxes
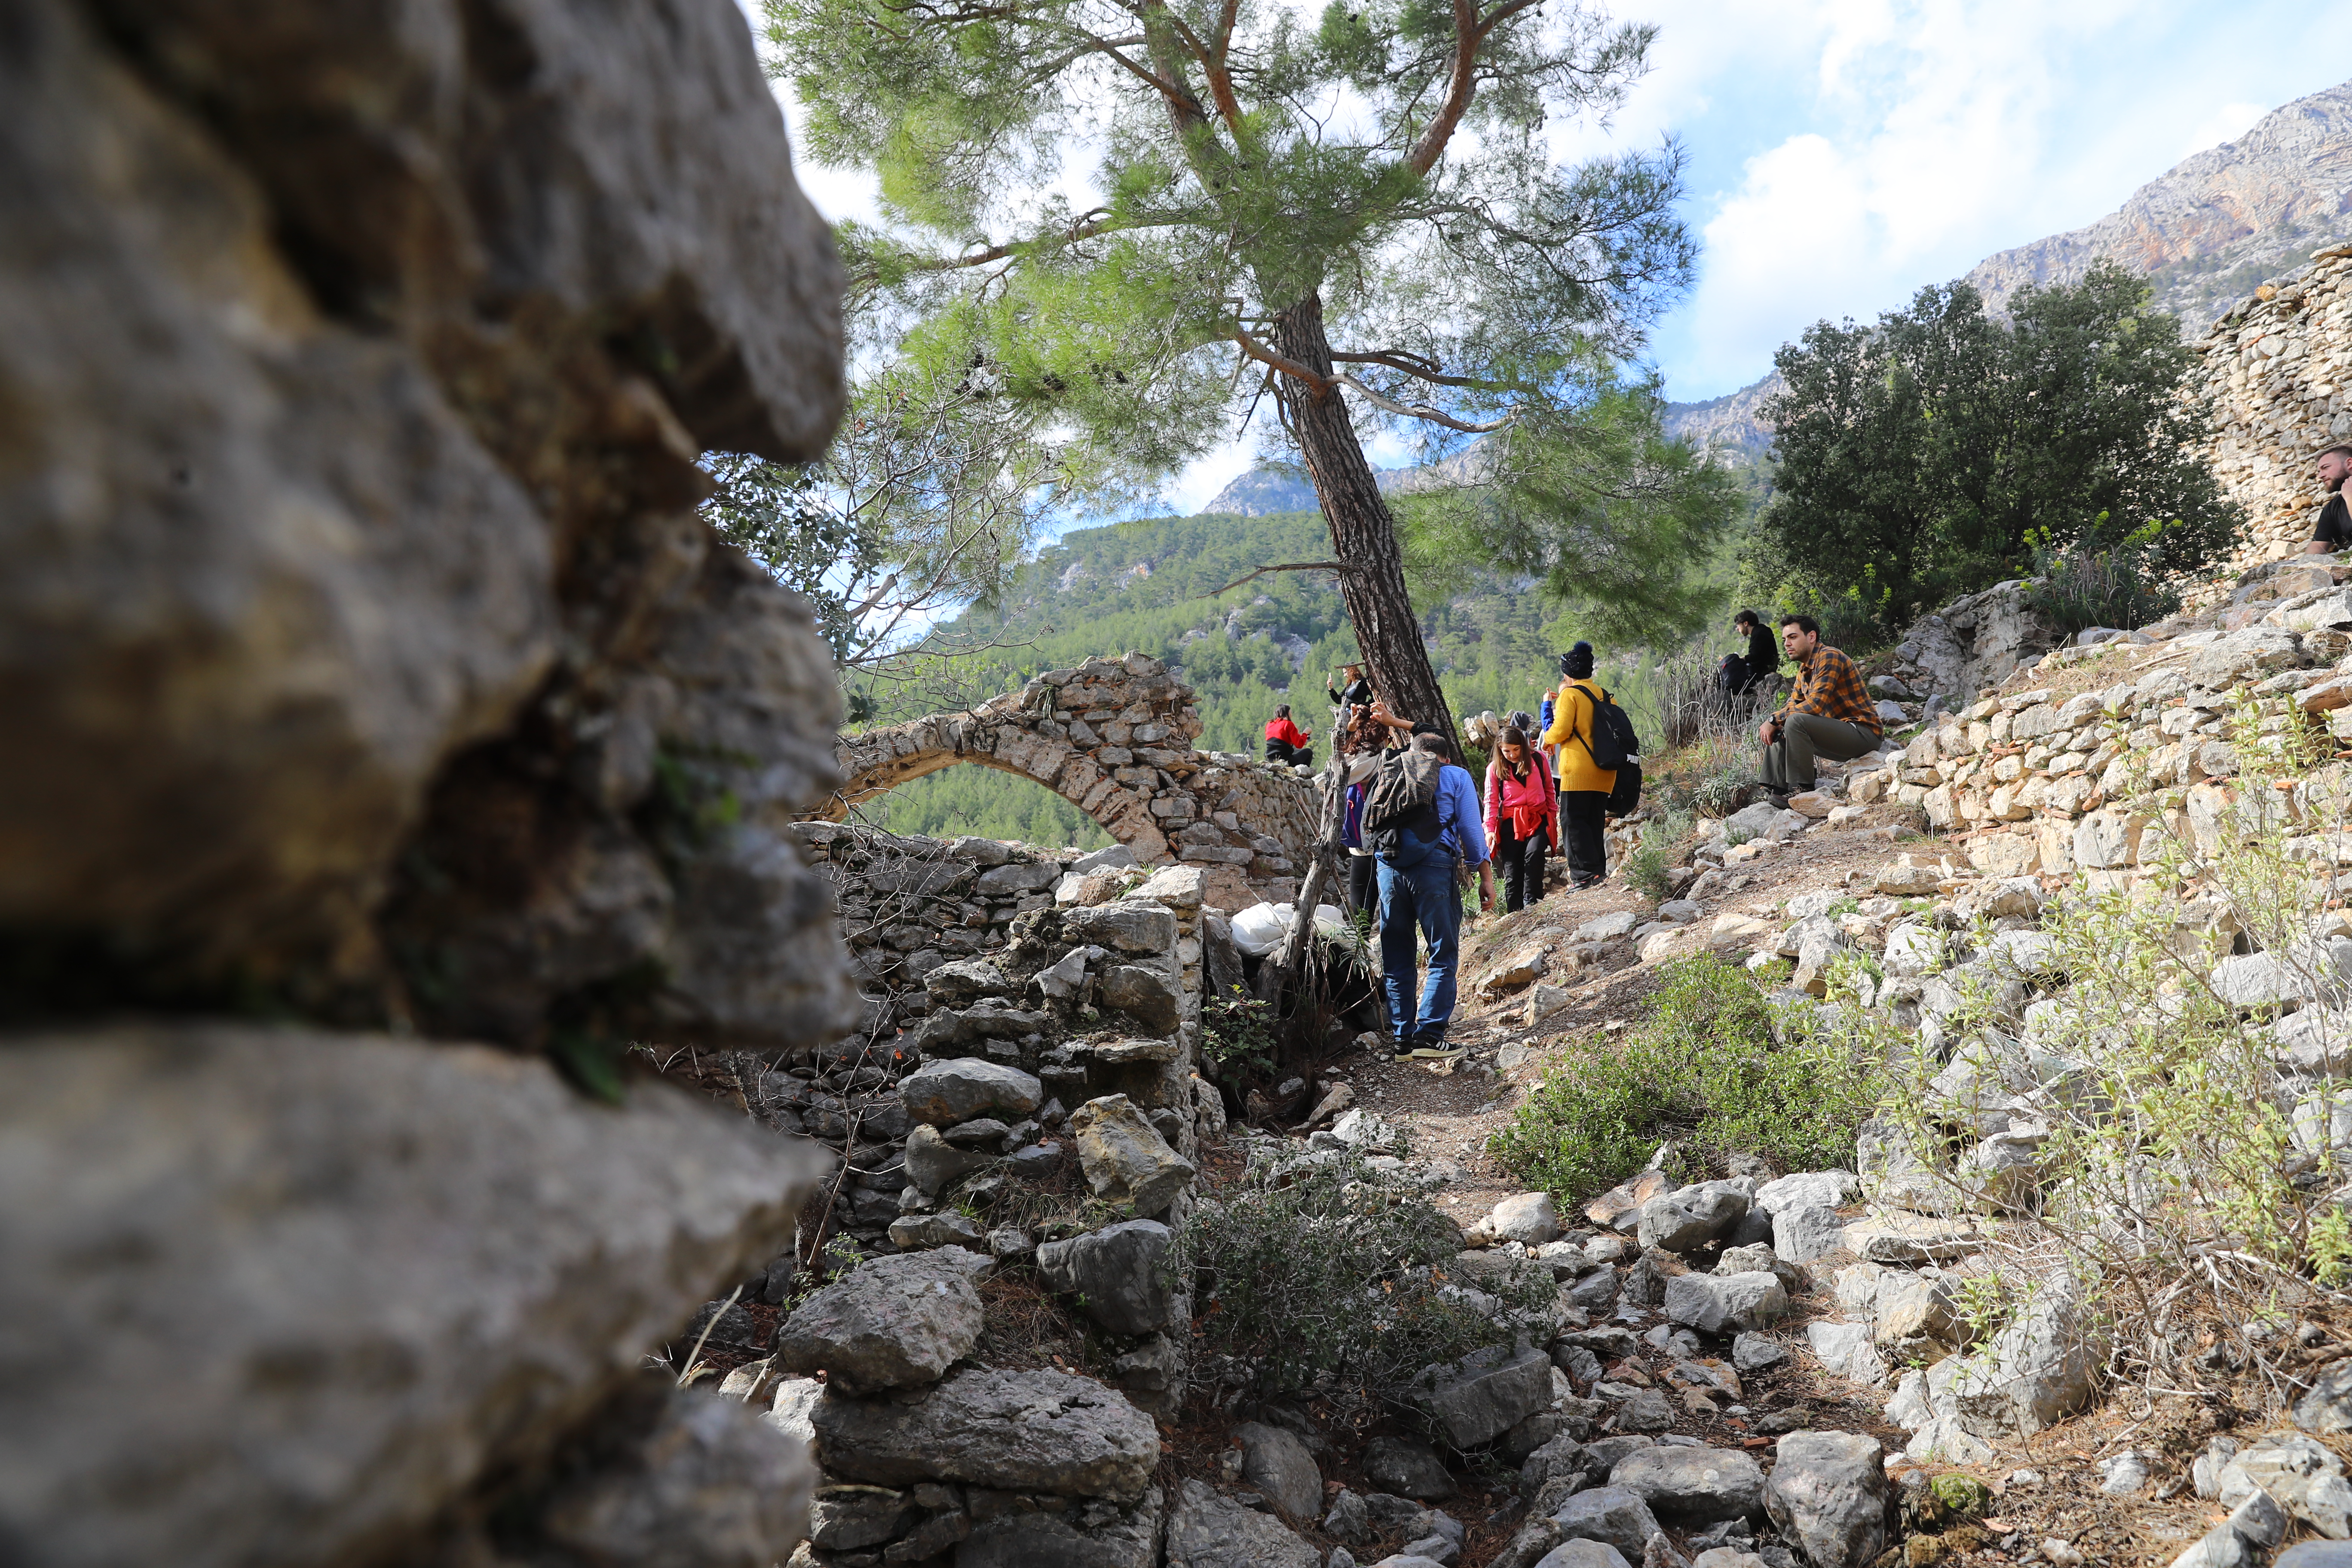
[1662,76,2352,460]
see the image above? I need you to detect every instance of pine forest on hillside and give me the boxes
[861,507,1683,844]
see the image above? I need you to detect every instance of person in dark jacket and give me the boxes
[1721,609,1779,695]
[1327,663,1375,710]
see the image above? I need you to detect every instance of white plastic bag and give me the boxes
[1230,901,1288,957]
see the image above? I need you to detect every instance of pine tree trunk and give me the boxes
[1274,292,1458,752]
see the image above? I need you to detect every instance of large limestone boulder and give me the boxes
[901,1125,996,1197]
[534,1384,812,1568]
[3,0,851,1044]
[1608,1446,1764,1525]
[0,1026,825,1568]
[773,1250,987,1393]
[1636,1181,1750,1253]
[809,1367,1160,1501]
[1037,1219,1182,1336]
[898,1058,1045,1126]
[1883,582,2058,701]
[956,1487,1165,1567]
[1233,1421,1323,1519]
[1165,1478,1320,1568]
[1762,1431,1891,1568]
[1663,1272,1788,1335]
[1400,1344,1557,1449]
[1064,901,1179,956]
[1069,1093,1196,1216]
[1097,963,1183,1032]
[1550,1486,1664,1560]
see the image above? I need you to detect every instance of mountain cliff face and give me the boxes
[1966,80,2352,333]
[1662,377,1782,460]
[1663,76,2352,460]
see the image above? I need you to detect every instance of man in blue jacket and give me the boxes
[1376,730,1494,1057]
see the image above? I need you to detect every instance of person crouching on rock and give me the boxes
[1483,726,1557,914]
[1262,704,1314,769]
[1757,613,1881,801]
[1376,730,1493,1057]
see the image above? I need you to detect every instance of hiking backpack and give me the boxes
[1569,682,1645,817]
[1363,749,1446,866]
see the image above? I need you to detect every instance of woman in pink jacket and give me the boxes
[1483,725,1558,913]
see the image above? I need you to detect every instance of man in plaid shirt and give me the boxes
[1757,613,1882,798]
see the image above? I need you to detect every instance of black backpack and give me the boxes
[1364,750,1446,866]
[1568,682,1645,816]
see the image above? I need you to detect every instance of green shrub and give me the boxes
[1623,807,1694,905]
[1488,956,1885,1198]
[2024,521,2184,634]
[1693,763,1748,818]
[1175,1148,1552,1404]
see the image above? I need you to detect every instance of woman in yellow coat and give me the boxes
[1540,641,1614,890]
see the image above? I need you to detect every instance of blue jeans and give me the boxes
[1377,853,1463,1044]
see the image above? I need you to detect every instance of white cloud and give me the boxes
[2175,100,2272,161]
[1608,0,2352,398]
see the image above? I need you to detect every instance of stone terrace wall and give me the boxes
[1853,613,2352,882]
[2192,242,2352,583]
[822,654,1318,912]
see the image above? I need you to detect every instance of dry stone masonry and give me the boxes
[1850,571,2352,885]
[1,2,851,1564]
[821,655,1319,911]
[2193,243,2352,580]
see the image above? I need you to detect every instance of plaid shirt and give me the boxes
[1778,644,1880,733]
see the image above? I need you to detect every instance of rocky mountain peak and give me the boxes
[1665,75,2352,459]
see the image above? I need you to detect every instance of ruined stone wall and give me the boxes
[2192,242,2352,583]
[825,654,1319,912]
[1854,608,2352,883]
[790,825,1214,1052]
[0,2,850,1562]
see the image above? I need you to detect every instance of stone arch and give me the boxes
[814,652,1320,906]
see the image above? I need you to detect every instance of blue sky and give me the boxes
[763,0,2352,513]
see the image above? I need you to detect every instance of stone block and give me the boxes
[811,1367,1159,1501]
[1401,1343,1557,1449]
[0,1026,823,1568]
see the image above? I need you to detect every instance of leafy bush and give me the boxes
[1488,956,1885,1197]
[1785,570,1894,658]
[1623,807,1694,905]
[1200,984,1280,1095]
[1758,262,2237,636]
[1692,761,1749,818]
[1176,1148,1552,1403]
[2024,521,2185,634]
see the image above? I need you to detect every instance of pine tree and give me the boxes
[764,0,1708,742]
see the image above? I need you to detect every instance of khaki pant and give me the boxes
[1762,712,1879,792]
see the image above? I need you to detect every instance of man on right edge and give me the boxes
[2303,444,2352,554]
[1757,613,1882,801]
